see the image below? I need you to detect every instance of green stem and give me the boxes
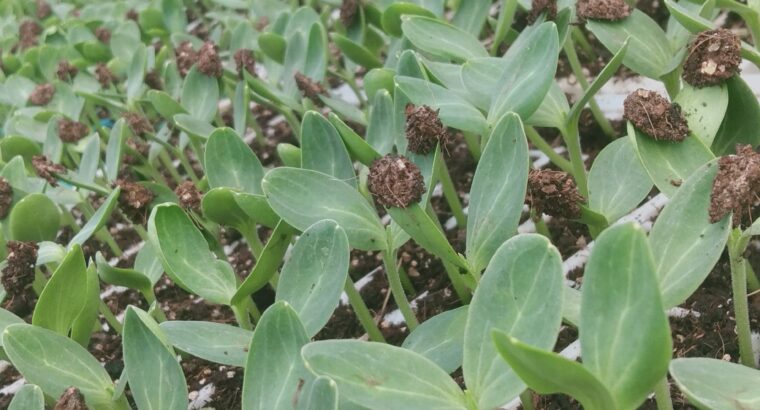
[462,132,481,162]
[490,0,518,56]
[142,290,168,323]
[563,40,616,139]
[280,106,302,141]
[232,303,253,330]
[240,224,264,260]
[57,175,111,196]
[158,150,184,186]
[560,124,589,198]
[99,300,123,334]
[436,155,467,228]
[729,232,756,368]
[571,27,597,59]
[383,247,419,330]
[423,203,472,303]
[520,390,536,410]
[654,377,674,410]
[661,70,681,99]
[344,278,386,342]
[534,216,551,239]
[78,200,123,257]
[525,126,574,174]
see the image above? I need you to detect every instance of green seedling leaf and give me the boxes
[105,119,128,183]
[233,220,294,304]
[148,90,186,120]
[181,66,219,122]
[0,309,23,349]
[32,245,88,336]
[650,160,730,308]
[328,112,382,166]
[463,234,564,410]
[173,114,216,139]
[148,203,238,305]
[0,136,41,167]
[124,307,187,410]
[302,340,468,410]
[452,0,491,35]
[364,68,396,101]
[466,113,529,273]
[205,128,265,194]
[526,81,569,129]
[711,76,760,155]
[493,333,616,410]
[259,32,287,63]
[675,83,728,148]
[670,358,760,409]
[401,16,487,62]
[277,143,302,167]
[332,33,382,69]
[366,90,396,155]
[581,223,671,409]
[387,204,468,270]
[276,220,349,337]
[402,306,467,374]
[586,10,673,79]
[234,81,250,137]
[126,46,147,102]
[8,384,44,410]
[202,187,279,230]
[70,263,100,346]
[395,76,486,134]
[96,252,154,295]
[488,22,559,123]
[299,376,338,410]
[588,138,652,222]
[382,3,437,37]
[301,111,356,187]
[9,193,60,242]
[242,302,311,410]
[263,168,386,251]
[160,321,252,367]
[629,122,714,197]
[69,188,120,248]
[77,135,100,185]
[304,23,328,81]
[457,57,501,111]
[4,324,123,409]
[562,286,582,328]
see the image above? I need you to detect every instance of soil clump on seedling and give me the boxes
[56,60,78,81]
[144,69,163,90]
[175,181,202,212]
[123,112,153,136]
[28,83,55,106]
[368,155,426,208]
[683,28,741,88]
[0,177,13,219]
[18,20,41,49]
[175,41,198,77]
[95,63,117,87]
[95,27,111,44]
[55,387,87,410]
[405,104,449,155]
[624,89,690,142]
[115,179,154,223]
[36,0,51,20]
[528,0,558,23]
[576,0,631,21]
[234,49,256,77]
[340,0,359,26]
[58,118,89,143]
[294,72,327,102]
[198,41,223,78]
[708,144,760,226]
[32,155,65,186]
[1,241,38,297]
[526,169,584,220]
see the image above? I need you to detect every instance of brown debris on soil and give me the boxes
[576,0,631,21]
[95,27,111,44]
[234,48,256,78]
[294,71,327,102]
[175,181,202,212]
[115,179,154,223]
[709,144,760,226]
[36,0,51,20]
[176,41,198,77]
[28,83,55,106]
[526,169,584,219]
[529,0,558,23]
[18,20,42,49]
[198,41,222,78]
[683,28,742,88]
[32,155,65,186]
[123,112,154,136]
[54,387,87,410]
[405,104,449,155]
[1,241,38,296]
[340,0,359,26]
[95,63,117,87]
[56,60,78,81]
[0,177,12,219]
[623,89,689,142]
[145,69,163,90]
[368,155,425,208]
[58,118,89,143]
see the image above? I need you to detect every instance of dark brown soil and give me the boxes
[709,145,760,226]
[339,0,359,26]
[527,169,584,220]
[528,0,558,24]
[175,41,198,78]
[175,181,202,212]
[624,89,690,142]
[198,42,222,78]
[32,155,65,186]
[0,366,22,408]
[183,357,243,410]
[368,155,425,208]
[294,72,327,102]
[56,60,78,81]
[95,27,111,44]
[18,20,41,49]
[234,49,256,78]
[55,387,87,410]
[683,29,741,88]
[28,83,55,106]
[58,119,89,143]
[123,112,154,137]
[577,0,631,21]
[405,104,449,155]
[115,179,154,224]
[0,177,12,219]
[95,63,117,88]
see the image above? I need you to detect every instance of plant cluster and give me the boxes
[0,0,758,409]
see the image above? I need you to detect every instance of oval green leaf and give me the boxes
[181,66,219,122]
[205,127,265,195]
[301,111,356,187]
[32,245,88,336]
[9,193,60,242]
[8,384,44,410]
[670,358,760,410]
[160,321,253,367]
[402,306,468,374]
[401,16,487,62]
